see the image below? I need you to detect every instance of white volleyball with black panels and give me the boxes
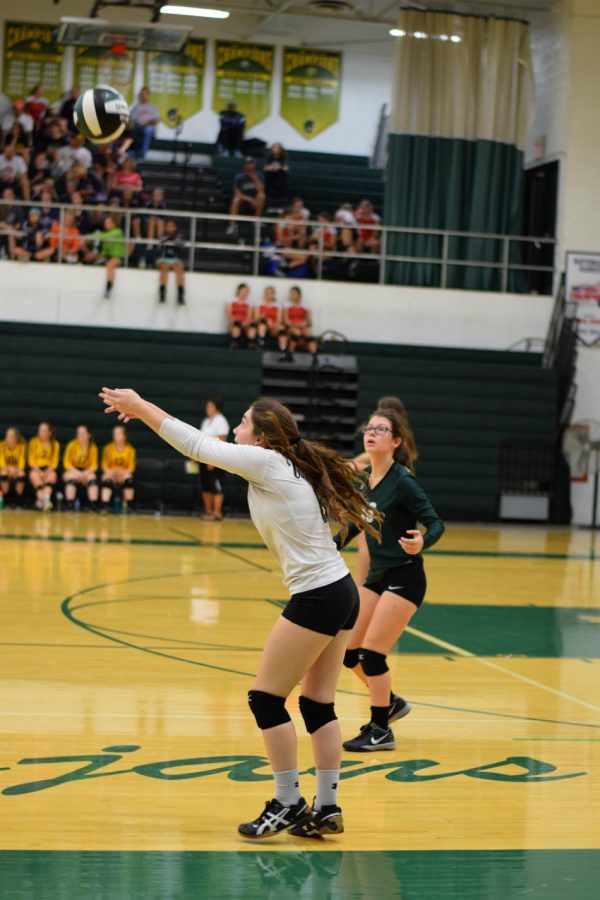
[73,85,130,144]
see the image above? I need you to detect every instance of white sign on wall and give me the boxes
[565,251,600,346]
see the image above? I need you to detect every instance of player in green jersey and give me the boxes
[336,406,445,752]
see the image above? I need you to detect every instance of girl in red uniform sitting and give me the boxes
[254,285,286,351]
[226,282,256,349]
[280,286,317,362]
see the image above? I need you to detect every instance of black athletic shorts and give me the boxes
[200,463,224,494]
[282,572,360,636]
[363,556,427,608]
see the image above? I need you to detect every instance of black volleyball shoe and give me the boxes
[388,694,412,724]
[343,722,396,752]
[238,797,308,839]
[289,803,344,838]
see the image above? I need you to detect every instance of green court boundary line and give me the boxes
[1,531,598,561]
[60,575,600,732]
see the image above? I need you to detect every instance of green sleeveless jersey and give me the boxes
[339,463,445,582]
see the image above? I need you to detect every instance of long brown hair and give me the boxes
[369,407,417,472]
[377,395,418,469]
[250,397,382,541]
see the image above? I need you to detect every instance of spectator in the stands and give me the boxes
[1,99,33,136]
[53,133,92,178]
[226,156,264,237]
[334,201,357,243]
[11,207,55,262]
[29,150,52,195]
[279,285,317,361]
[128,87,159,160]
[145,187,166,252]
[59,86,80,133]
[4,121,32,164]
[25,84,49,125]
[199,398,230,520]
[0,187,23,259]
[36,117,69,154]
[216,101,245,157]
[254,285,285,351]
[311,211,337,253]
[110,156,143,193]
[263,142,289,207]
[38,188,59,232]
[82,214,126,298]
[281,236,313,279]
[226,282,254,349]
[156,218,186,305]
[355,198,381,253]
[49,210,81,263]
[62,425,99,511]
[28,421,60,511]
[0,427,27,507]
[70,190,91,235]
[0,142,30,199]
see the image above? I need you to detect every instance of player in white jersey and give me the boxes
[99,388,382,840]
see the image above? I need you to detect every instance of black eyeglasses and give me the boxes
[361,425,393,435]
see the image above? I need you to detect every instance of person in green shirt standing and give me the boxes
[336,406,445,753]
[84,214,127,299]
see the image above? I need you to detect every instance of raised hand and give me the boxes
[99,387,142,423]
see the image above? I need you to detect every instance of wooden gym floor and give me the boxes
[0,511,599,898]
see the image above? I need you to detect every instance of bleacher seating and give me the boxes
[0,322,559,521]
[0,323,261,514]
[352,343,559,521]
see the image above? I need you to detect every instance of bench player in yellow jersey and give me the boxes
[28,421,60,511]
[100,425,136,513]
[62,425,99,511]
[0,427,26,506]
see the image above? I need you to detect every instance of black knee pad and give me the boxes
[343,647,360,669]
[359,648,389,676]
[278,328,288,337]
[63,479,77,486]
[232,318,242,327]
[123,477,134,487]
[101,477,113,487]
[87,478,98,487]
[16,475,26,484]
[298,695,337,734]
[247,690,290,730]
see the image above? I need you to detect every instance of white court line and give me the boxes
[0,711,513,724]
[406,623,600,716]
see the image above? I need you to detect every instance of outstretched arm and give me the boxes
[99,387,269,482]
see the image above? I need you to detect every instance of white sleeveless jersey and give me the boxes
[160,418,349,595]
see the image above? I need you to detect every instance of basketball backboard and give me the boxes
[57,17,192,53]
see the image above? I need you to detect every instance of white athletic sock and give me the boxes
[315,769,339,811]
[273,769,301,807]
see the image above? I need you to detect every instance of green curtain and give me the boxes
[385,134,525,290]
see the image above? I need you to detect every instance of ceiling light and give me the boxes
[413,31,428,39]
[450,34,462,43]
[161,5,230,18]
[438,33,449,41]
[389,28,406,37]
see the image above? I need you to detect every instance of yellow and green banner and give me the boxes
[281,48,342,140]
[212,41,273,130]
[144,38,205,127]
[74,46,135,104]
[2,20,64,102]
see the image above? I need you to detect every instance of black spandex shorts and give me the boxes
[200,464,224,494]
[363,556,427,608]
[282,572,359,636]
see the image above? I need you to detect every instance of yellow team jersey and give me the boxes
[63,440,98,471]
[0,441,26,470]
[28,437,60,469]
[102,442,136,473]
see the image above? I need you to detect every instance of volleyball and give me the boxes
[73,85,130,144]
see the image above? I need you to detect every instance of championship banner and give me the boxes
[281,48,342,140]
[565,251,600,347]
[74,46,135,105]
[2,21,64,103]
[144,38,205,127]
[212,41,273,130]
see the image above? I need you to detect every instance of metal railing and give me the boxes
[0,198,558,293]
